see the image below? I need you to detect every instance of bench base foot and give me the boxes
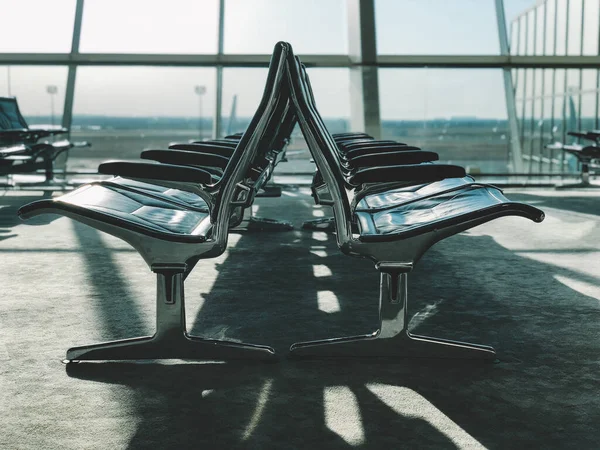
[66,333,276,362]
[289,331,495,360]
[64,264,276,363]
[289,269,496,361]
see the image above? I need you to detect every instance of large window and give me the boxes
[376,0,501,54]
[0,0,76,53]
[223,0,347,54]
[1,0,597,178]
[512,0,600,175]
[70,67,216,170]
[80,0,219,54]
[379,69,510,172]
[582,0,600,56]
[0,66,68,125]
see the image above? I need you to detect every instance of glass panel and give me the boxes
[517,15,527,55]
[534,69,544,97]
[535,4,545,56]
[70,67,216,171]
[531,98,543,171]
[542,70,554,126]
[0,0,76,53]
[516,68,526,100]
[580,69,597,124]
[376,0,500,54]
[583,0,600,55]
[525,68,535,99]
[542,68,555,146]
[553,69,567,142]
[0,66,68,125]
[581,68,598,91]
[378,69,509,172]
[522,99,533,156]
[504,0,538,32]
[555,0,568,55]
[224,0,347,54]
[545,0,556,55]
[80,0,219,53]
[510,21,519,55]
[567,0,583,55]
[527,10,536,55]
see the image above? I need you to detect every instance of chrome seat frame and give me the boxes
[18,43,292,363]
[286,45,544,360]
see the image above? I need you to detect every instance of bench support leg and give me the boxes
[289,269,496,360]
[232,207,294,232]
[65,264,276,362]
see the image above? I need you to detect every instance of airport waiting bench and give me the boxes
[18,42,544,363]
[285,44,544,360]
[0,96,90,186]
[18,42,295,363]
[545,130,600,188]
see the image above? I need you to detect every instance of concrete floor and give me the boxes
[0,186,599,449]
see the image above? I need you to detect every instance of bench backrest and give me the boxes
[284,44,355,247]
[211,41,290,245]
[0,97,29,131]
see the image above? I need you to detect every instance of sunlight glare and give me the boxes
[366,384,486,449]
[242,379,273,440]
[324,386,365,446]
[312,232,328,242]
[312,264,332,277]
[318,290,341,313]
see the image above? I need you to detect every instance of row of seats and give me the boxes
[0,97,90,185]
[18,42,545,363]
[546,130,600,188]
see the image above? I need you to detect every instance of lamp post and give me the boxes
[46,85,58,126]
[194,85,206,139]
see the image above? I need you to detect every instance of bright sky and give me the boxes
[0,0,538,120]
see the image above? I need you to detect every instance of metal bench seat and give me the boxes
[17,42,292,364]
[355,176,476,210]
[20,183,211,241]
[285,42,545,360]
[103,177,211,211]
[356,184,542,241]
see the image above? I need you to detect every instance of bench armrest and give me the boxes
[98,161,214,184]
[348,150,438,168]
[141,149,230,169]
[169,143,235,157]
[568,131,600,142]
[345,145,421,158]
[350,163,466,185]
